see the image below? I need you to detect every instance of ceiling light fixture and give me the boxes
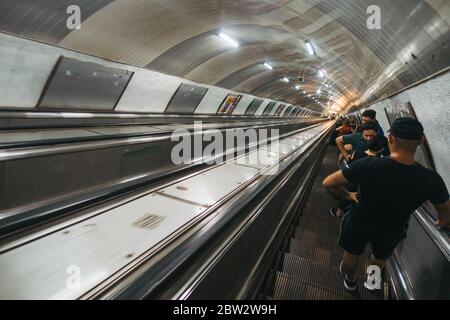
[305,40,316,56]
[318,69,325,78]
[218,32,239,48]
[263,62,273,70]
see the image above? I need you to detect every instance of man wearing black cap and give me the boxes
[323,117,450,292]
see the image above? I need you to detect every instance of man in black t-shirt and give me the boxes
[329,135,390,218]
[323,118,450,292]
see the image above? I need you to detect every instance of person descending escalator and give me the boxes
[336,119,353,136]
[356,109,384,137]
[349,119,357,134]
[330,118,344,145]
[322,118,450,292]
[363,135,390,158]
[335,122,378,164]
[329,135,390,218]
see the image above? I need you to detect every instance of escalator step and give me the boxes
[281,253,384,300]
[295,228,340,245]
[301,208,336,221]
[291,231,340,251]
[295,222,338,237]
[297,215,337,229]
[288,238,374,276]
[289,237,342,263]
[272,271,355,300]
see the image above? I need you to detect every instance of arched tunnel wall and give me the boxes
[361,70,450,187]
[0,32,316,116]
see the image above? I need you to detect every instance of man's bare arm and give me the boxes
[335,136,351,161]
[434,200,450,229]
[322,170,358,203]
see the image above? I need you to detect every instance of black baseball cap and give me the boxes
[389,117,424,140]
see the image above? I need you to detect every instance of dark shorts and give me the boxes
[338,213,406,260]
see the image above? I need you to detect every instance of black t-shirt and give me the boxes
[342,157,449,237]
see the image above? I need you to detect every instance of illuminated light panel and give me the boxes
[218,32,239,48]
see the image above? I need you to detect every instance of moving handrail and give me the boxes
[388,251,416,300]
[0,110,320,130]
[0,119,325,161]
[413,207,450,261]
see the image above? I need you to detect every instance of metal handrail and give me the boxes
[0,110,321,120]
[0,120,327,161]
[388,253,416,300]
[413,207,450,261]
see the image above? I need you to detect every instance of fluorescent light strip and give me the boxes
[264,62,273,70]
[305,40,315,56]
[218,32,239,48]
[318,69,325,78]
[283,77,289,83]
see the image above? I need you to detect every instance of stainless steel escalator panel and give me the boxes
[158,163,259,207]
[86,125,163,136]
[0,193,205,300]
[234,146,280,170]
[0,120,333,299]
[235,123,331,173]
[0,129,102,144]
[149,124,196,131]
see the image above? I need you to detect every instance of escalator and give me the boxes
[261,147,387,300]
[260,141,450,300]
[1,118,447,300]
[0,119,335,299]
[0,113,326,237]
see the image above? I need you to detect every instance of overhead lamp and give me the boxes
[305,40,316,56]
[263,62,273,70]
[218,32,239,48]
[318,69,325,78]
[282,77,290,83]
[295,85,300,90]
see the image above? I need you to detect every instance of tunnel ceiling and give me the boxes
[1,0,449,113]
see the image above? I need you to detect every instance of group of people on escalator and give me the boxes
[322,110,450,293]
